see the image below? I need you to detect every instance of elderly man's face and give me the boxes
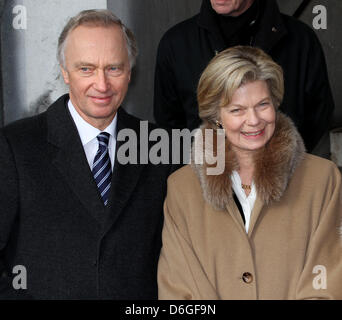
[61,25,131,130]
[210,0,254,16]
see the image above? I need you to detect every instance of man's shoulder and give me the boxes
[280,13,321,44]
[0,113,48,157]
[159,14,200,45]
[2,110,46,140]
[1,94,67,142]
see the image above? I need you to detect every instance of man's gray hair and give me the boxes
[57,9,138,69]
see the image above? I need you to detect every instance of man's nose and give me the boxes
[93,70,109,92]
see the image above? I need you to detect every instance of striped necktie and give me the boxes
[92,132,112,206]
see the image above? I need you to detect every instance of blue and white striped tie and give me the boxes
[92,132,112,206]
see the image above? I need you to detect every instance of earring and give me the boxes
[215,120,223,129]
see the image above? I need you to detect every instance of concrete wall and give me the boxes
[1,0,106,125]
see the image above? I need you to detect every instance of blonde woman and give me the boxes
[158,46,342,299]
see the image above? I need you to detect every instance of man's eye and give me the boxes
[230,109,241,113]
[108,66,120,73]
[80,67,91,72]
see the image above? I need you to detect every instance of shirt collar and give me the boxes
[68,99,117,146]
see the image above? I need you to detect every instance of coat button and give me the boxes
[242,272,253,284]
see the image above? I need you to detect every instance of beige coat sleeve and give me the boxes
[295,165,342,299]
[157,179,218,300]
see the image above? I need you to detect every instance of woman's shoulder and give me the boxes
[302,154,340,173]
[166,164,204,204]
[297,153,341,184]
[168,164,198,183]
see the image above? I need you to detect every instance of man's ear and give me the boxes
[60,65,70,84]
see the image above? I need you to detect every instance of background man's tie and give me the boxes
[92,132,112,206]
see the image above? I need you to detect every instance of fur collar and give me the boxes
[191,112,306,210]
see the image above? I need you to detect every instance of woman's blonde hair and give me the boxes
[197,46,284,126]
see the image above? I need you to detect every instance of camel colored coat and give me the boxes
[158,113,342,299]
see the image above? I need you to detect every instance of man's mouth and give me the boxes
[90,96,112,103]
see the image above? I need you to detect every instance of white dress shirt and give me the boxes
[68,100,117,171]
[231,170,257,233]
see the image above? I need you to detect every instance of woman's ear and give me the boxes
[215,120,223,129]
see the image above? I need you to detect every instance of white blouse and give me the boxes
[231,170,257,233]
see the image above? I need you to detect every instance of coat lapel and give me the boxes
[225,200,248,236]
[247,196,264,237]
[101,108,144,234]
[197,0,228,56]
[254,0,287,53]
[47,95,106,224]
[225,196,265,238]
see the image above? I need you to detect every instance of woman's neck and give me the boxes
[234,148,255,187]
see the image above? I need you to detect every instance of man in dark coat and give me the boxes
[154,0,334,152]
[0,9,173,299]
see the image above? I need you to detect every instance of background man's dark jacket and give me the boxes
[0,94,173,299]
[154,0,334,152]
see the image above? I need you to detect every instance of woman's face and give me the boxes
[220,80,276,155]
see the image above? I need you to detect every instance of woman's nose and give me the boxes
[246,109,261,126]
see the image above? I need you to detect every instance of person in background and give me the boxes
[0,9,173,299]
[158,46,342,299]
[154,0,334,152]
